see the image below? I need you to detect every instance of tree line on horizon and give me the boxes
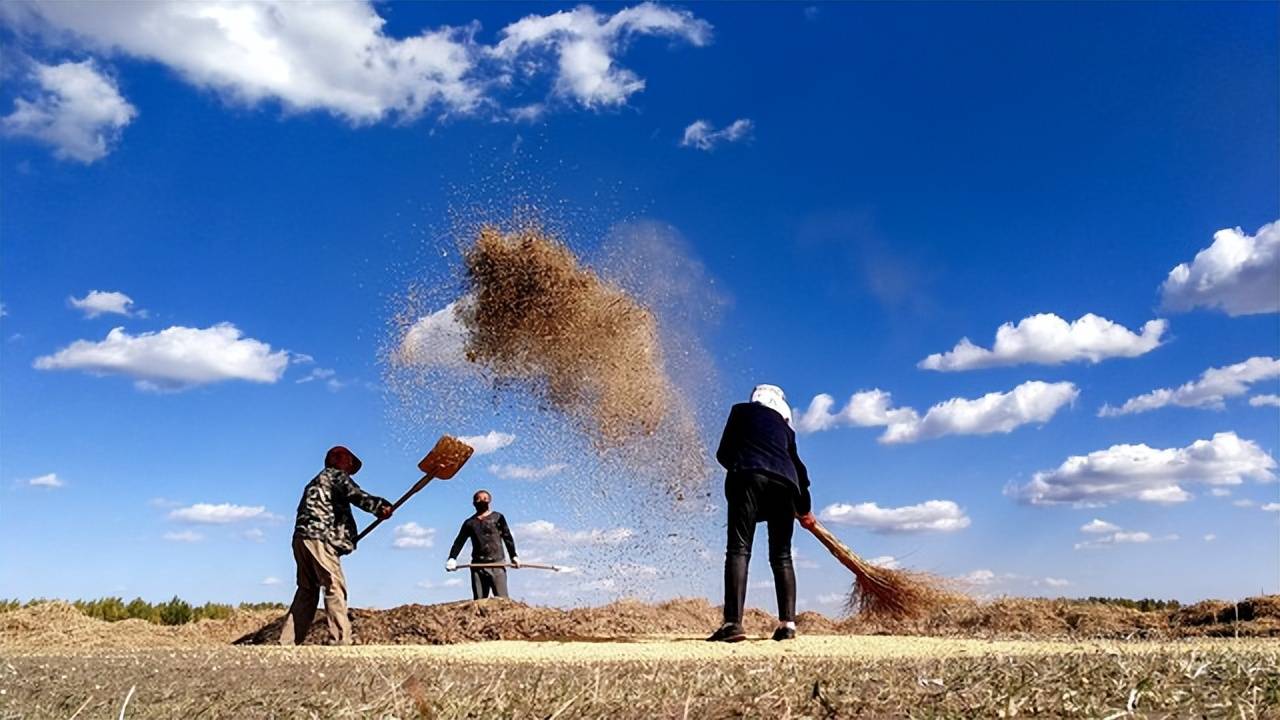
[0,596,286,625]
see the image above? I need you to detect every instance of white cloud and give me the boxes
[513,519,634,545]
[396,301,470,369]
[33,323,289,390]
[818,500,970,533]
[261,576,281,586]
[815,592,845,605]
[1160,220,1280,316]
[1099,357,1280,416]
[493,3,711,108]
[444,577,463,587]
[241,528,266,543]
[1234,499,1256,508]
[867,555,899,569]
[1080,518,1119,534]
[796,381,1077,443]
[1209,488,1232,497]
[1009,432,1277,506]
[919,313,1166,371]
[1263,503,1280,513]
[793,389,916,434]
[10,3,711,129]
[68,290,136,318]
[1251,394,1280,408]
[489,462,567,480]
[1074,530,1177,550]
[392,522,436,549]
[961,569,996,586]
[163,530,203,543]
[679,118,753,150]
[2,59,136,163]
[168,502,271,524]
[296,367,345,392]
[1041,577,1070,588]
[1203,534,1216,542]
[457,430,516,456]
[25,472,64,488]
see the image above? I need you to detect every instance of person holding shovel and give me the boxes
[445,489,520,599]
[708,384,817,643]
[280,445,392,646]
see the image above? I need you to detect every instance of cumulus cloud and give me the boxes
[1250,394,1280,408]
[1080,518,1119,534]
[1203,534,1216,542]
[961,569,996,586]
[1100,357,1280,416]
[1160,220,1280,316]
[494,3,711,107]
[392,522,436,549]
[168,503,272,524]
[261,576,281,586]
[396,301,470,369]
[919,313,1166,371]
[1263,503,1280,513]
[818,500,970,533]
[8,2,710,130]
[513,519,634,545]
[25,472,64,488]
[795,381,1077,443]
[33,323,290,390]
[241,528,266,543]
[2,59,136,163]
[489,463,567,480]
[68,290,137,318]
[1040,577,1070,588]
[867,555,900,569]
[163,530,203,543]
[1074,529,1177,550]
[680,118,753,150]
[457,430,516,456]
[1009,432,1277,506]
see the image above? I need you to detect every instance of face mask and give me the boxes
[473,501,490,513]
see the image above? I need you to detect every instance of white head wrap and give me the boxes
[750,384,792,425]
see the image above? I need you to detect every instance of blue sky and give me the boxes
[2,2,1277,611]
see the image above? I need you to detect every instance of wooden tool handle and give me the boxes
[356,474,433,543]
[803,519,863,574]
[456,562,561,571]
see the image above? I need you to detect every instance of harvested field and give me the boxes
[3,600,1277,717]
[4,640,1276,718]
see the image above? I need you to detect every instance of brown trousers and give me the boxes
[279,536,350,645]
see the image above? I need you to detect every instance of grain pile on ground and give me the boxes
[0,602,278,650]
[235,598,837,645]
[225,595,1280,646]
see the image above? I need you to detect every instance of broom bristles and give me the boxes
[805,519,958,619]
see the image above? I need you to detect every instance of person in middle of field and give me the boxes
[708,384,816,643]
[445,489,519,599]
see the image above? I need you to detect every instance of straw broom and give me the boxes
[804,518,952,618]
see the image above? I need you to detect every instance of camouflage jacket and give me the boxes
[293,468,390,556]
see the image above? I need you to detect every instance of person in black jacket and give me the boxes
[445,489,520,599]
[708,384,816,642]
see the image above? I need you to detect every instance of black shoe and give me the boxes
[706,623,747,642]
[772,626,796,641]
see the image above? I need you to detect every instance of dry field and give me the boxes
[2,599,1278,718]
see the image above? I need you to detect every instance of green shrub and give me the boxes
[157,596,193,626]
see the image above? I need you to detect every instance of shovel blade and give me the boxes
[417,435,474,479]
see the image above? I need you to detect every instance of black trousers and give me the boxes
[723,471,796,624]
[470,567,509,599]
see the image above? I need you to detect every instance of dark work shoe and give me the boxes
[706,623,747,642]
[772,625,796,641]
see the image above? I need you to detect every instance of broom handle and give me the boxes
[356,474,433,543]
[804,519,867,575]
